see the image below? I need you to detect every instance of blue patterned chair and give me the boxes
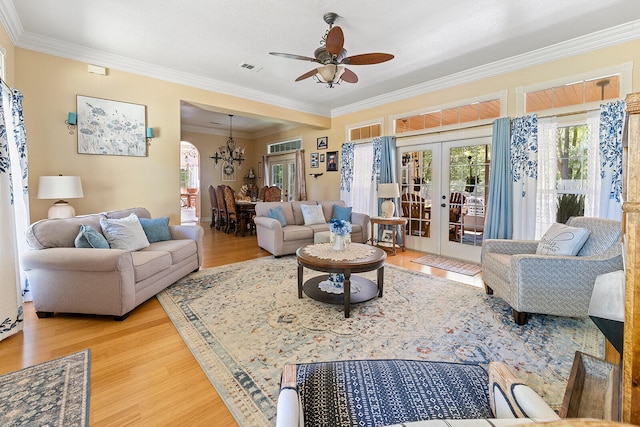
[481,217,623,325]
[275,359,560,427]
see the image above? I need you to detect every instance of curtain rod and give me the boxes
[0,76,11,92]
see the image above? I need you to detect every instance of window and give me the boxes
[268,139,301,154]
[526,75,620,113]
[349,123,381,141]
[392,92,505,136]
[555,124,588,222]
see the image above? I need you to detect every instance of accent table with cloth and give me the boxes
[296,243,386,318]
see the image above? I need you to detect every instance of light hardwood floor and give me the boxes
[1,223,483,426]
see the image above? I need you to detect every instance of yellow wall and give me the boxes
[11,35,640,222]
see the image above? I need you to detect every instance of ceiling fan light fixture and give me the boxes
[317,64,344,83]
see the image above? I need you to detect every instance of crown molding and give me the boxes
[0,0,22,44]
[331,19,640,117]
[13,30,332,118]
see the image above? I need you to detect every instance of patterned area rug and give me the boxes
[158,257,602,427]
[0,349,90,427]
[411,253,482,276]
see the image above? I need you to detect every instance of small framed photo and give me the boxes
[310,152,319,168]
[326,151,338,171]
[319,154,325,162]
[381,229,394,243]
[317,136,328,150]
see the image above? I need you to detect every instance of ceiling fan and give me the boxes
[269,12,394,88]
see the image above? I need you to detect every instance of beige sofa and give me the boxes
[21,207,203,320]
[253,200,369,256]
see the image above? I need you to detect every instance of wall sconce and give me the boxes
[146,127,154,144]
[65,112,77,134]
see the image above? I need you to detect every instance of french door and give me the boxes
[268,155,296,201]
[398,137,490,263]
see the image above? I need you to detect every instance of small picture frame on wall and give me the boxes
[326,151,338,172]
[320,154,325,162]
[317,136,328,150]
[310,153,319,168]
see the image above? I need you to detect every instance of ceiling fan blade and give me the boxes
[269,52,320,63]
[340,68,358,84]
[325,26,344,57]
[343,53,395,65]
[295,69,319,82]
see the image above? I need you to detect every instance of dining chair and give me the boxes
[263,186,282,202]
[258,186,267,201]
[208,185,219,229]
[216,185,228,231]
[223,185,238,234]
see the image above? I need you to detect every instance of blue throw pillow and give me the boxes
[74,224,109,249]
[139,217,172,243]
[332,204,352,222]
[269,206,287,227]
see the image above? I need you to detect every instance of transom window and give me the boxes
[348,122,382,142]
[268,139,301,154]
[526,75,620,113]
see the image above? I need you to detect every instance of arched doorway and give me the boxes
[180,141,200,224]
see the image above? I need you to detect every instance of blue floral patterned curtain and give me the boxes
[510,115,538,240]
[484,117,512,239]
[339,142,354,194]
[597,100,625,221]
[0,87,30,342]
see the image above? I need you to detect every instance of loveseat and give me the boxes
[21,207,203,320]
[253,200,369,256]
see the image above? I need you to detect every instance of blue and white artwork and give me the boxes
[77,95,147,156]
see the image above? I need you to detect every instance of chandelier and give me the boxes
[210,114,245,175]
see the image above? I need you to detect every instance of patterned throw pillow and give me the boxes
[300,204,326,225]
[100,213,150,251]
[74,224,109,249]
[139,217,172,243]
[536,223,590,256]
[269,206,287,227]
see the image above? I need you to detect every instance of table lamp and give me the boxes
[378,183,400,218]
[38,175,84,218]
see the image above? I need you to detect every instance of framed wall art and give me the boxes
[326,151,338,171]
[317,136,328,150]
[76,95,147,157]
[310,152,319,168]
[221,162,237,182]
[320,154,325,162]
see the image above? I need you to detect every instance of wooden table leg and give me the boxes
[378,266,384,297]
[391,228,397,255]
[343,270,351,318]
[370,221,375,245]
[297,263,303,298]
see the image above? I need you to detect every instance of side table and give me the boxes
[369,216,407,256]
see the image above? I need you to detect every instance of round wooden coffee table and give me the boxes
[296,243,387,318]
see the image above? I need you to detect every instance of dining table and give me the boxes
[235,200,258,237]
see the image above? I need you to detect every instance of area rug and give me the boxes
[411,253,482,276]
[0,349,90,427]
[158,257,602,427]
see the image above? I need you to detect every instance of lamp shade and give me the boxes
[37,176,84,200]
[378,183,400,199]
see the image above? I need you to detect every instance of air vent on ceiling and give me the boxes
[238,62,262,72]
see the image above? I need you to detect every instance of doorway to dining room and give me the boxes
[180,141,201,224]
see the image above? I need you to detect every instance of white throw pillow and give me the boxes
[536,223,590,256]
[300,204,326,225]
[100,213,150,251]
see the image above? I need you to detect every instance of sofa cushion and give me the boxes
[26,213,105,249]
[139,217,172,243]
[269,206,288,226]
[145,239,196,265]
[319,200,345,222]
[536,223,590,256]
[100,213,150,252]
[332,204,352,222]
[130,250,172,282]
[74,224,109,249]
[282,225,314,242]
[104,207,151,219]
[256,202,296,225]
[300,204,326,225]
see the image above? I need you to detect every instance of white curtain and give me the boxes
[535,117,558,238]
[340,142,378,217]
[0,86,30,342]
[511,115,538,240]
[584,110,601,218]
